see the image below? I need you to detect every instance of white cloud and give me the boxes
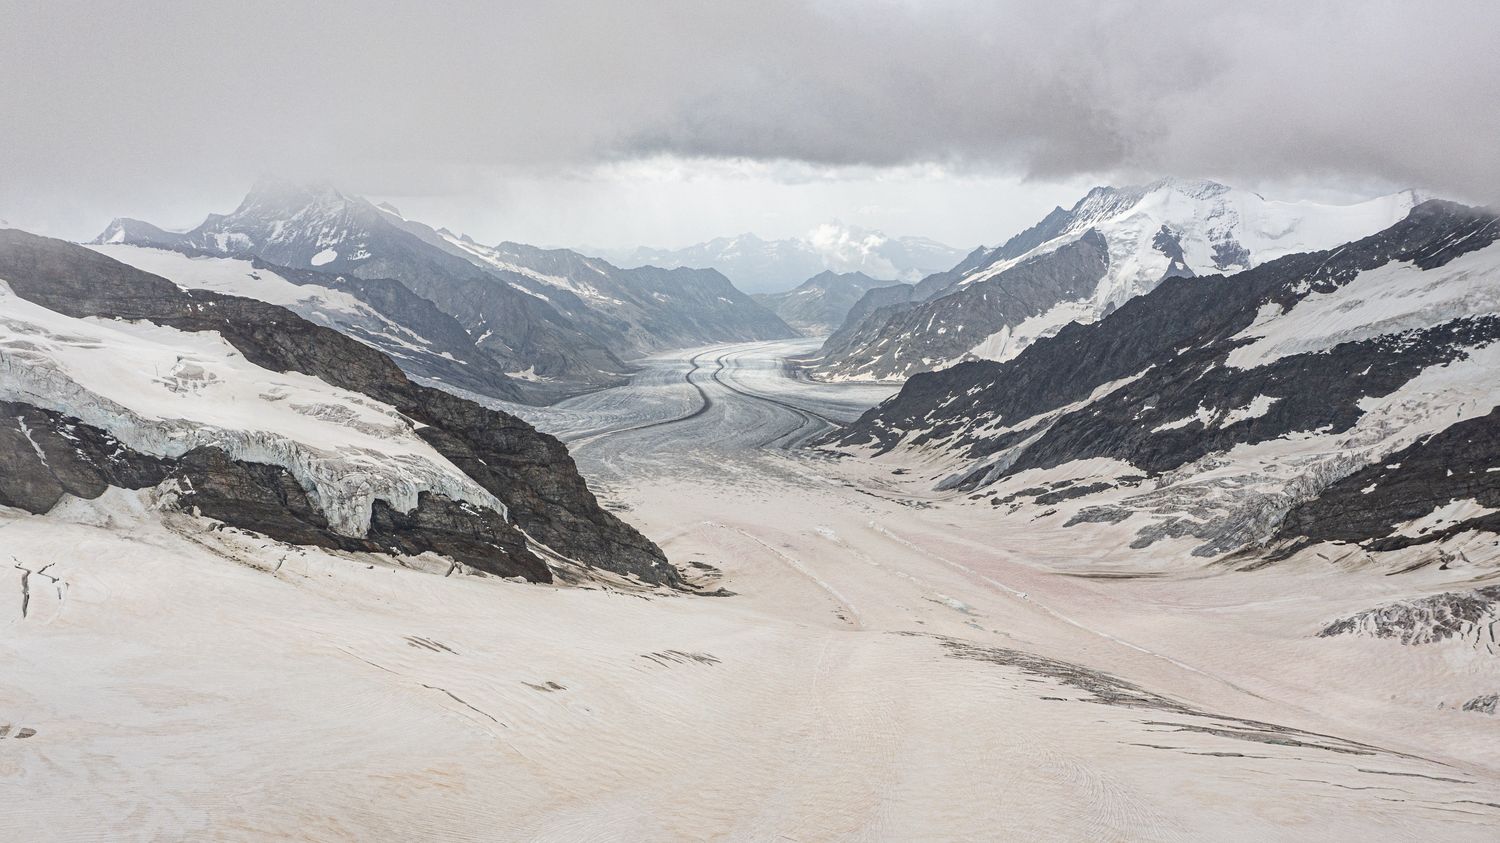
[1,1,1494,244]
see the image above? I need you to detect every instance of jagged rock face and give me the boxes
[1274,407,1500,553]
[829,201,1500,561]
[0,403,550,580]
[237,257,547,401]
[807,282,923,374]
[821,241,1065,354]
[810,179,1419,381]
[753,270,899,336]
[1317,586,1500,646]
[405,387,672,584]
[0,230,675,585]
[809,231,1110,380]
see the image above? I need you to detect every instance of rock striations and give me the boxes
[826,201,1500,564]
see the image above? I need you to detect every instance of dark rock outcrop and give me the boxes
[827,202,1500,554]
[0,230,675,585]
[1464,694,1499,714]
[1275,407,1500,552]
[0,402,173,511]
[0,402,552,580]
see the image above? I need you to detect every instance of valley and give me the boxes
[6,339,1498,839]
[6,5,1497,839]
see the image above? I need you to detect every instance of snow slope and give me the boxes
[0,279,499,535]
[6,340,1498,838]
[89,244,377,322]
[829,200,1500,566]
[85,243,535,403]
[811,179,1420,381]
[1227,244,1500,369]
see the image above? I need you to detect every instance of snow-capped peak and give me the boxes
[811,179,1427,382]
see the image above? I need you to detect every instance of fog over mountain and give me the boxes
[594,222,964,293]
[3,2,1497,245]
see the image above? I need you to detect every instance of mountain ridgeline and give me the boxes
[95,182,796,402]
[805,179,1420,382]
[0,230,679,586]
[826,200,1500,565]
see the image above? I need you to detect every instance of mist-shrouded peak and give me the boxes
[600,222,965,293]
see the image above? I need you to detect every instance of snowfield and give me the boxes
[4,340,1498,839]
[0,279,501,535]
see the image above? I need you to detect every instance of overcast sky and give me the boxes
[3,1,1496,250]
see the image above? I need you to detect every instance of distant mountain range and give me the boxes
[593,223,966,294]
[752,270,901,336]
[804,179,1421,382]
[95,181,796,402]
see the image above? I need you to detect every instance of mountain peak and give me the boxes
[243,178,345,202]
[89,217,186,247]
[812,179,1426,381]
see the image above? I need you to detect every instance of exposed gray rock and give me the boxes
[481,241,796,354]
[250,258,531,403]
[98,181,630,388]
[1317,586,1500,646]
[801,282,923,376]
[0,401,551,581]
[1463,694,1499,714]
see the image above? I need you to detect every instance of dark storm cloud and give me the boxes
[2,0,1497,237]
